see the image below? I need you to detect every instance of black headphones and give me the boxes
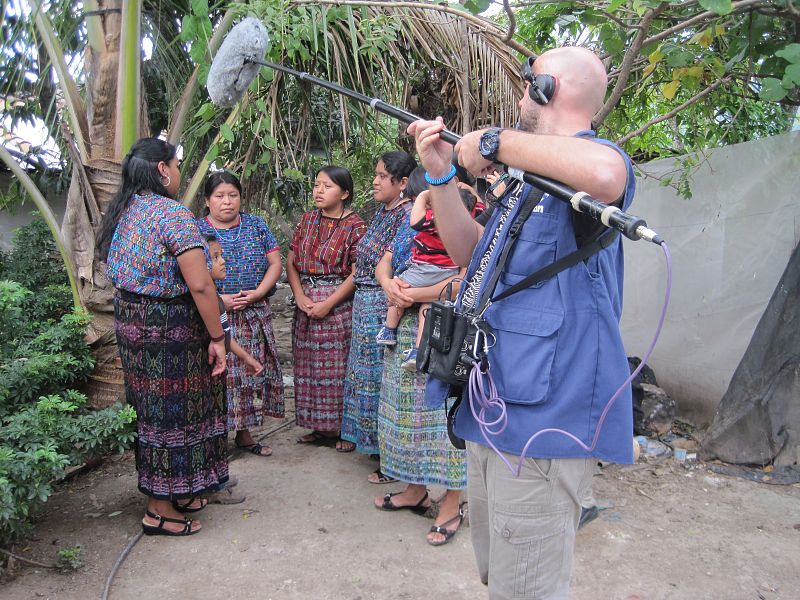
[521,56,557,105]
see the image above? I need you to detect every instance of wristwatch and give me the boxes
[479,127,503,162]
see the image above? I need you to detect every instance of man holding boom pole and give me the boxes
[405,47,636,599]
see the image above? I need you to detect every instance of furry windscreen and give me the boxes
[207,17,269,107]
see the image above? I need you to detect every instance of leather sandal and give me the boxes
[427,504,465,546]
[377,491,430,515]
[141,510,199,537]
[172,497,208,513]
[235,442,272,457]
[368,468,398,484]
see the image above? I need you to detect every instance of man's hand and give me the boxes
[208,340,227,377]
[381,277,414,309]
[454,129,496,178]
[407,117,454,178]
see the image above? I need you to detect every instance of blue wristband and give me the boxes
[424,164,457,186]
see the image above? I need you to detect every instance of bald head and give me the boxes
[536,47,608,117]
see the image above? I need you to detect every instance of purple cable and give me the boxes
[467,241,673,476]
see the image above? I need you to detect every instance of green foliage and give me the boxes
[0,218,67,291]
[507,1,797,163]
[0,284,94,418]
[0,392,137,544]
[56,545,83,572]
[0,232,137,546]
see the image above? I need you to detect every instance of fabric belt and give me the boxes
[116,289,190,304]
[301,274,345,288]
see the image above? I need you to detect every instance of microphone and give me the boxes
[206,17,269,107]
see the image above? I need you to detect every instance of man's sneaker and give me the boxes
[578,505,599,529]
[376,326,397,346]
[401,347,418,372]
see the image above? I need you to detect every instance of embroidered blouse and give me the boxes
[290,210,366,276]
[107,193,204,298]
[352,202,411,285]
[196,213,279,294]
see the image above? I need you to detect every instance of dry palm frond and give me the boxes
[251,2,525,183]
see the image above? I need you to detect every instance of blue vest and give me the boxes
[452,135,636,463]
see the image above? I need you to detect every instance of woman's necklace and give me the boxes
[319,206,346,244]
[207,216,242,242]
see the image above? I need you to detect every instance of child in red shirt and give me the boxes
[376,186,484,371]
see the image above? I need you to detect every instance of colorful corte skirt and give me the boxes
[227,300,285,430]
[340,286,387,454]
[114,290,228,499]
[293,279,353,433]
[378,311,467,488]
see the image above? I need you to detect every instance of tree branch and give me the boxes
[637,0,770,50]
[501,0,516,43]
[0,547,56,569]
[289,0,534,56]
[617,76,731,145]
[595,3,666,127]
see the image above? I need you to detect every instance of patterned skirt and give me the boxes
[227,301,285,430]
[378,311,467,488]
[340,286,387,454]
[293,280,353,432]
[114,291,228,499]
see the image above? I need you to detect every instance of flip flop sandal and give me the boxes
[427,505,465,546]
[335,440,356,453]
[172,497,208,513]
[377,491,430,515]
[142,510,199,537]
[236,442,273,457]
[296,432,339,447]
[368,468,398,484]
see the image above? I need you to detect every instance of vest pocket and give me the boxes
[505,213,558,276]
[485,297,563,406]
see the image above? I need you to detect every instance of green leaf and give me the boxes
[698,0,733,15]
[783,64,800,86]
[194,102,215,121]
[776,44,800,64]
[219,123,234,142]
[191,0,209,16]
[204,144,220,163]
[759,78,788,101]
[608,0,626,11]
[462,0,491,14]
[180,16,197,42]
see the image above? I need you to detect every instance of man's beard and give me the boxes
[518,108,540,133]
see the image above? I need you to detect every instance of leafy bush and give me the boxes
[0,391,136,543]
[0,226,137,547]
[0,218,66,291]
[0,282,94,418]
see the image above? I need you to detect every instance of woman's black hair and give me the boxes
[379,150,417,184]
[316,165,354,206]
[202,170,243,216]
[404,166,428,200]
[202,233,219,245]
[96,137,177,260]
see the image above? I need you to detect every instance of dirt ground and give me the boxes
[2,291,799,600]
